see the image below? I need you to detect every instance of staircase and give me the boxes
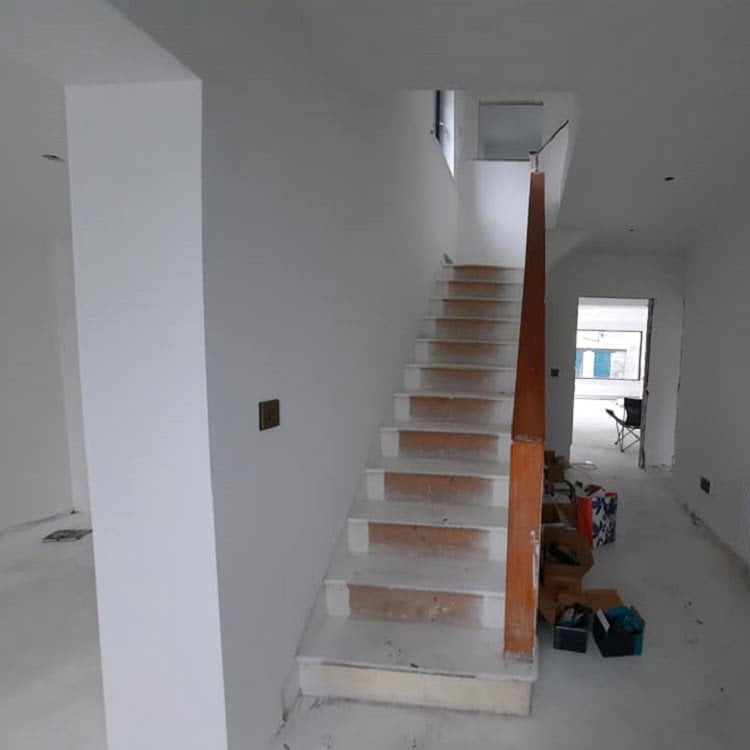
[295,263,538,716]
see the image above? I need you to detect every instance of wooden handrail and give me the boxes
[512,172,546,443]
[504,170,546,661]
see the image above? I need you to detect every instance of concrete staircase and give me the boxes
[295,264,537,715]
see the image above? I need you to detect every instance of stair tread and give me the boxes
[430,296,520,303]
[326,547,506,596]
[349,499,508,530]
[423,315,520,323]
[297,616,536,681]
[417,337,519,345]
[444,264,523,271]
[395,389,514,401]
[368,456,509,478]
[442,279,522,287]
[405,362,515,371]
[381,420,510,436]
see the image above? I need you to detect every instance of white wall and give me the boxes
[106,3,458,745]
[0,0,207,533]
[0,231,75,530]
[0,61,78,530]
[547,252,684,466]
[66,79,227,750]
[457,160,530,266]
[574,299,649,399]
[675,216,750,566]
[454,90,576,266]
[203,84,457,748]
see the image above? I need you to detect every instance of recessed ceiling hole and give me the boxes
[664,175,675,181]
[42,153,64,162]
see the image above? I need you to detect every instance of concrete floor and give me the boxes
[2,404,750,749]
[273,398,750,750]
[0,515,106,750]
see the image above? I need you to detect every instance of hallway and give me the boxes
[1,431,749,747]
[570,398,641,475]
[273,438,750,749]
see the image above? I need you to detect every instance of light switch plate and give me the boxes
[259,399,280,431]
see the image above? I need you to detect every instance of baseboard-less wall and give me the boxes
[67,78,228,750]
[0,234,74,531]
[107,5,459,746]
[0,63,76,531]
[675,216,750,567]
[546,251,684,466]
[202,83,458,747]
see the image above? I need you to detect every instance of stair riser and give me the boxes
[416,340,518,367]
[394,394,513,426]
[298,662,532,715]
[434,280,522,301]
[405,366,516,394]
[442,266,524,284]
[381,429,511,462]
[421,318,519,341]
[348,519,507,560]
[430,299,521,319]
[325,583,504,629]
[367,471,509,506]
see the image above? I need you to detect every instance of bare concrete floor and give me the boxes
[273,400,750,749]
[2,404,750,749]
[0,514,105,750]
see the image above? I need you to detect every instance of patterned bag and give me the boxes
[576,484,618,548]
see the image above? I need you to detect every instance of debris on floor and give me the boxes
[540,461,644,657]
[42,528,92,543]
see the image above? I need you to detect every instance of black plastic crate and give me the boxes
[553,605,592,653]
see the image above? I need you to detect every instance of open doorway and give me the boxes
[571,297,653,469]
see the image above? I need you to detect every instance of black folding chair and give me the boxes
[605,398,642,452]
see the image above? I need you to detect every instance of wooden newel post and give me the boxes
[504,171,546,661]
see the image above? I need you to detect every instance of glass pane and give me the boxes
[593,350,611,378]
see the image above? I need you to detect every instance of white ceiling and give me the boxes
[292,0,750,255]
[0,0,195,250]
[3,1,749,258]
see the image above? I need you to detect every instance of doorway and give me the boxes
[570,297,653,470]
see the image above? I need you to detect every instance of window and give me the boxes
[575,330,642,380]
[433,90,455,175]
[434,91,443,143]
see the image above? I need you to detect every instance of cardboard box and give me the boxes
[541,502,562,525]
[539,586,621,627]
[556,499,577,526]
[545,480,576,500]
[542,497,576,527]
[593,605,645,657]
[541,527,593,594]
[545,462,566,482]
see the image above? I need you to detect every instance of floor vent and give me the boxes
[42,529,92,543]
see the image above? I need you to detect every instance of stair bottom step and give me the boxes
[299,661,532,715]
[296,616,536,715]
